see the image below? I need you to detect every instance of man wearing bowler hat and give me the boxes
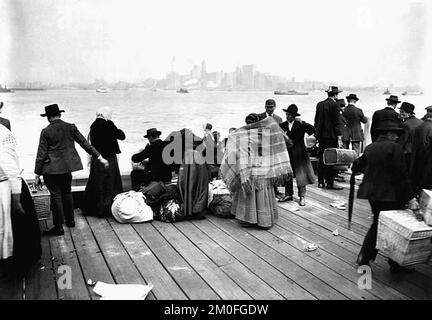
[131,128,172,190]
[370,95,402,142]
[342,93,368,156]
[35,104,109,236]
[398,102,422,173]
[314,86,344,190]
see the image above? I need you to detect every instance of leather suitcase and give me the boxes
[323,148,357,166]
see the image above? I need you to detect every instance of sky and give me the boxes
[0,0,431,86]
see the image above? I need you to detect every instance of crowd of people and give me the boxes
[0,87,431,275]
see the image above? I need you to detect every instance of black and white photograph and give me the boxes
[0,0,431,309]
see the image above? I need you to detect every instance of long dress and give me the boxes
[83,118,125,217]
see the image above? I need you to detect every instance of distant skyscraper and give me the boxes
[242,64,256,89]
[201,60,207,79]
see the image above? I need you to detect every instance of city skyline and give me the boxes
[1,0,431,88]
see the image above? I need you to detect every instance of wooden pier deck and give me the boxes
[1,175,431,300]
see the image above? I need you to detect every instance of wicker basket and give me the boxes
[377,210,432,266]
[29,184,51,221]
[323,148,357,166]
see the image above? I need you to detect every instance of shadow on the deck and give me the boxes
[1,173,431,300]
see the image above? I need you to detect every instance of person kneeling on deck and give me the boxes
[279,104,315,206]
[131,128,172,191]
[354,118,419,273]
[34,104,109,236]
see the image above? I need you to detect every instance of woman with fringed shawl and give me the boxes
[83,107,125,217]
[220,113,293,228]
[0,125,41,274]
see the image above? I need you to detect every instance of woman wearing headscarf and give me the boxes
[220,113,292,228]
[83,107,125,217]
[0,125,41,274]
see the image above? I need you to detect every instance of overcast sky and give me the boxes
[0,0,430,86]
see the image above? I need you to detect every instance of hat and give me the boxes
[346,93,359,101]
[144,128,162,138]
[399,102,415,114]
[375,118,404,133]
[40,104,65,117]
[245,113,260,124]
[425,105,432,111]
[265,99,276,107]
[325,86,342,94]
[386,95,401,104]
[283,104,301,116]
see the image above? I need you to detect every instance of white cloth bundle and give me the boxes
[111,191,153,223]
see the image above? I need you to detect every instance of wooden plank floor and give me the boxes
[1,174,431,300]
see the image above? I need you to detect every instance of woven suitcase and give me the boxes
[323,148,357,166]
[377,210,432,266]
[29,184,51,221]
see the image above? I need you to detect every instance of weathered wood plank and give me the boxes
[175,220,284,300]
[207,215,376,300]
[49,228,91,300]
[154,220,251,300]
[134,222,220,300]
[191,218,318,300]
[69,213,116,300]
[85,216,155,299]
[107,219,188,300]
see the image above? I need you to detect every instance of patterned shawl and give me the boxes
[220,117,292,193]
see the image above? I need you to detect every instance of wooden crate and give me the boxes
[323,148,357,166]
[377,210,432,266]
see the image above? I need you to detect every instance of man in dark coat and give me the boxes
[279,104,315,206]
[355,118,418,273]
[34,104,108,236]
[398,102,422,174]
[411,105,432,195]
[342,93,368,155]
[337,99,350,149]
[0,101,11,130]
[314,86,344,190]
[257,99,283,124]
[370,95,402,142]
[131,128,173,190]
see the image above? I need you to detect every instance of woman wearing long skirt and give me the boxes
[83,107,125,217]
[220,113,292,228]
[0,125,41,274]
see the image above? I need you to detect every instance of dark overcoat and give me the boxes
[280,120,315,187]
[357,136,413,202]
[34,119,100,175]
[398,115,422,155]
[411,119,432,189]
[342,104,367,141]
[340,113,350,142]
[89,118,126,158]
[314,97,342,140]
[370,107,401,142]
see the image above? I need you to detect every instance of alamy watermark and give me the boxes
[357,265,372,290]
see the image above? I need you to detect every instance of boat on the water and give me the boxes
[0,85,13,93]
[177,88,189,93]
[402,90,423,96]
[9,87,45,91]
[274,90,308,95]
[96,87,109,93]
[383,88,391,95]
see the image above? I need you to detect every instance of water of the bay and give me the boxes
[1,88,430,177]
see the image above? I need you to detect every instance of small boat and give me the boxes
[0,85,13,93]
[274,90,308,95]
[96,87,109,93]
[383,88,391,95]
[176,88,189,93]
[402,90,423,96]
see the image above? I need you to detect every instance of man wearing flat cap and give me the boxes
[398,102,422,173]
[411,106,432,195]
[314,86,344,190]
[35,104,109,236]
[131,128,172,190]
[370,95,402,142]
[342,93,368,156]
